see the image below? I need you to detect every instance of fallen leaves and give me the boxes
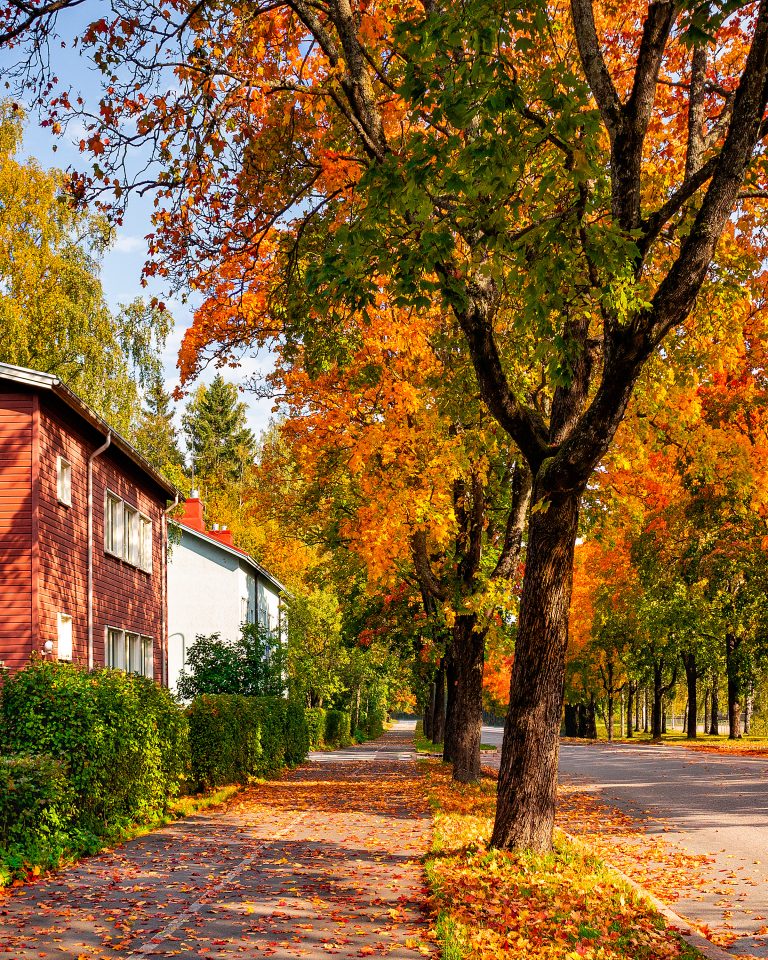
[423,763,701,960]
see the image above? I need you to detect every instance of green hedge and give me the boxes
[305,708,327,748]
[0,755,75,877]
[324,709,352,748]
[187,695,309,790]
[285,702,310,765]
[0,660,188,833]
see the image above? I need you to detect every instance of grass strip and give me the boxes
[422,760,703,960]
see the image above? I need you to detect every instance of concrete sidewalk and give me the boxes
[0,725,433,959]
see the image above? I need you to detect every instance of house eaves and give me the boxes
[175,520,287,595]
[0,361,178,500]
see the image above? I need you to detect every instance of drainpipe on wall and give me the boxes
[87,432,112,670]
[162,493,180,687]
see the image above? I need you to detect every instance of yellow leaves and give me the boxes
[423,763,695,960]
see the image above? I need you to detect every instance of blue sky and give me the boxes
[1,10,276,440]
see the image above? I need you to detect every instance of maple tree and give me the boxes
[7,0,768,851]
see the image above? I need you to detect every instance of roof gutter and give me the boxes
[88,431,112,670]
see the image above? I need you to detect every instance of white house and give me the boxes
[167,494,286,691]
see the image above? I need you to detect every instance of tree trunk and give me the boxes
[443,652,457,763]
[423,683,434,741]
[682,651,697,739]
[619,689,624,741]
[744,680,753,736]
[635,687,640,731]
[450,614,485,782]
[661,696,667,734]
[652,663,664,740]
[605,660,614,742]
[563,704,579,737]
[491,492,579,852]
[432,659,446,745]
[643,687,649,733]
[726,632,743,740]
[704,687,709,735]
[626,680,634,738]
[710,674,719,735]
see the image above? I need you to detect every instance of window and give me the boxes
[124,503,139,566]
[139,515,153,573]
[106,627,153,678]
[57,613,73,661]
[104,491,152,572]
[105,493,123,557]
[106,627,126,671]
[57,457,72,506]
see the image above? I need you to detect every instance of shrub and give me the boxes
[177,626,286,701]
[0,754,74,872]
[324,710,351,747]
[285,702,310,765]
[187,695,309,790]
[187,695,261,790]
[0,660,189,833]
[305,708,327,748]
[253,697,287,777]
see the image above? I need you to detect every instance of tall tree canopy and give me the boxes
[0,105,171,435]
[7,0,768,851]
[182,373,257,486]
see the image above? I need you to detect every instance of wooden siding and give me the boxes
[0,393,34,670]
[36,397,167,683]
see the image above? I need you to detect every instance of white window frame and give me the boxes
[56,456,72,507]
[57,612,73,661]
[104,490,153,573]
[105,491,123,558]
[105,627,154,678]
[139,514,153,573]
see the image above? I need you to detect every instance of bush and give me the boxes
[324,709,352,747]
[187,695,309,790]
[0,660,189,834]
[305,708,327,748]
[285,702,310,765]
[0,754,75,877]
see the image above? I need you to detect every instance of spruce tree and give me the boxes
[182,374,256,485]
[134,376,186,484]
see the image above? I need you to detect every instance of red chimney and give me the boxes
[180,493,205,532]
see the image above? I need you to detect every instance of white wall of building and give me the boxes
[167,530,255,692]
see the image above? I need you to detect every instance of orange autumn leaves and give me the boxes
[424,763,699,960]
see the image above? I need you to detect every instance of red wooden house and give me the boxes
[0,363,178,684]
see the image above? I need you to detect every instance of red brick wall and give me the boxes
[37,397,166,683]
[0,392,35,670]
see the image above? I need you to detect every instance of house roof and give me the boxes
[176,519,287,594]
[0,362,178,499]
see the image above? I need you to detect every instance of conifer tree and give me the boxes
[182,374,256,485]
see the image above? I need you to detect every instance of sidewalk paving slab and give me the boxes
[0,727,434,960]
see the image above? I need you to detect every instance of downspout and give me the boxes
[162,493,180,687]
[87,431,112,670]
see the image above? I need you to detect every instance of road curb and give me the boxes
[560,830,735,960]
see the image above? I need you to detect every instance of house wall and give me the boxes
[37,396,166,681]
[167,529,250,691]
[0,392,35,670]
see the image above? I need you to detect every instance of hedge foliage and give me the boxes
[187,694,309,790]
[0,660,189,833]
[305,708,326,748]
[324,709,352,748]
[0,755,74,874]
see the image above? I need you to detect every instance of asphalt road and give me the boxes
[483,726,768,957]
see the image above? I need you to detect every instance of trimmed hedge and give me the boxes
[285,702,310,765]
[305,708,327,749]
[324,709,352,748]
[187,694,309,790]
[0,660,189,832]
[0,755,74,868]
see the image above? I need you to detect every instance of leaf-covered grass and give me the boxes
[414,721,496,755]
[422,761,703,960]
